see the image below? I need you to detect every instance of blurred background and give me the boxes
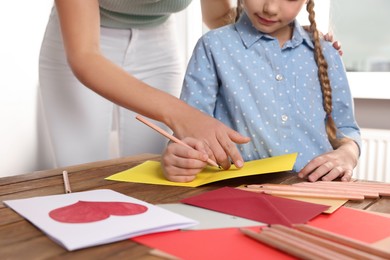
[1,0,389,181]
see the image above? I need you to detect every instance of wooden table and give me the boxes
[1,153,389,259]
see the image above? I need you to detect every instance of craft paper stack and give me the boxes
[134,188,390,260]
[4,189,198,251]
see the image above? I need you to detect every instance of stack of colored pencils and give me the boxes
[241,181,390,201]
[241,224,390,260]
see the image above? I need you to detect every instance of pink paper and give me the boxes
[181,187,329,226]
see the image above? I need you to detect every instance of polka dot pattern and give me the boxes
[180,13,361,171]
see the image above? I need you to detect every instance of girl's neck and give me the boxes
[270,23,294,48]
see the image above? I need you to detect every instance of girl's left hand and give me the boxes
[298,140,359,182]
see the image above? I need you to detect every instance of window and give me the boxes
[328,0,390,99]
[330,0,390,72]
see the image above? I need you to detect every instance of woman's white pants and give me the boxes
[37,8,184,169]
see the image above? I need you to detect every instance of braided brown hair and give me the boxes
[306,0,346,148]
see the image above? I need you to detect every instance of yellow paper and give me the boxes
[105,153,297,187]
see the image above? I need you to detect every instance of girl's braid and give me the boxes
[307,0,344,148]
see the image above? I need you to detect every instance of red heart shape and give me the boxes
[49,201,148,223]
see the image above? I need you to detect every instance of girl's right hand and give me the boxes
[162,137,209,182]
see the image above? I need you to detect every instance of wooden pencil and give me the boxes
[149,249,180,260]
[270,225,384,260]
[293,224,390,259]
[262,227,356,260]
[262,189,365,200]
[240,228,325,260]
[314,181,390,196]
[292,182,380,198]
[245,184,370,198]
[315,180,390,188]
[294,182,389,197]
[62,170,72,194]
[135,115,219,168]
[242,225,388,260]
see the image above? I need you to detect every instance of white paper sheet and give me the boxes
[157,203,264,230]
[4,189,197,251]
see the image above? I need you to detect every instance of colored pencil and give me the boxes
[315,180,390,188]
[293,224,390,259]
[271,225,383,260]
[294,181,389,197]
[261,189,364,200]
[240,228,321,260]
[246,183,370,197]
[262,227,355,260]
[289,183,380,198]
[149,249,180,260]
[242,184,365,200]
[241,225,389,260]
[62,170,72,194]
[241,227,352,259]
[135,115,219,168]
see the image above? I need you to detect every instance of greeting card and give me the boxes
[4,189,197,251]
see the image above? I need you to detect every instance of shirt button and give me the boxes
[275,74,284,81]
[281,114,288,122]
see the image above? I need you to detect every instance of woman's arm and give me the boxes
[55,0,249,168]
[200,0,236,28]
[56,0,181,120]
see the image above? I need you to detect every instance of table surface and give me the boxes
[1,153,390,259]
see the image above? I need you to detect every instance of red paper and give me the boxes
[133,227,295,260]
[181,187,328,226]
[309,206,390,243]
[133,206,390,259]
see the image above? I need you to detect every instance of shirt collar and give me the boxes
[234,12,315,50]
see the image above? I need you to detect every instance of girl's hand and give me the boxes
[162,137,209,182]
[298,140,359,182]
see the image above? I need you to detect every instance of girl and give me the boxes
[162,0,361,182]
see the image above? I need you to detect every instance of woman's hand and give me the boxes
[303,26,343,55]
[298,140,360,182]
[324,33,343,56]
[170,109,250,170]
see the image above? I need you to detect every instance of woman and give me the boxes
[37,0,250,170]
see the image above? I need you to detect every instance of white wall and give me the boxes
[0,1,53,177]
[0,1,199,177]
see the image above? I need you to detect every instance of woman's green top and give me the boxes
[99,0,193,29]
